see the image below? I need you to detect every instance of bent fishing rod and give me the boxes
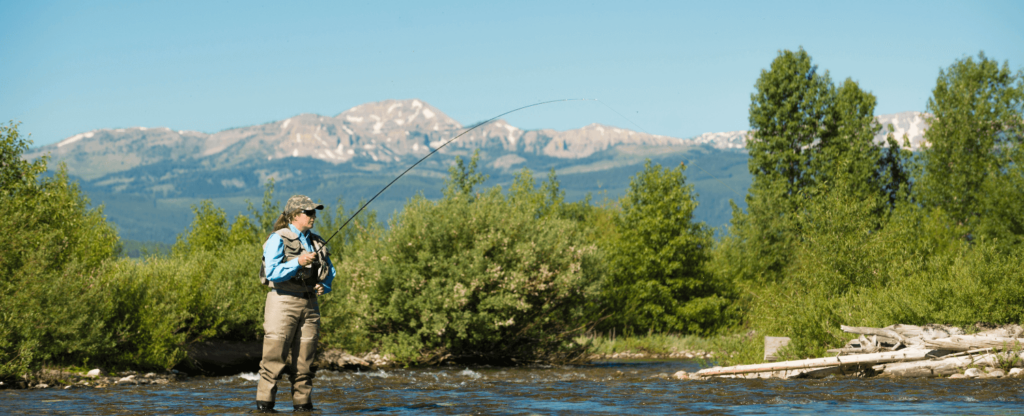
[314,98,590,254]
[300,97,743,296]
[298,99,584,296]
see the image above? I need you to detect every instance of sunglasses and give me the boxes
[302,209,318,217]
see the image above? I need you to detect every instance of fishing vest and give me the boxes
[260,228,330,293]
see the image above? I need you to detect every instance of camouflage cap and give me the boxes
[285,195,324,213]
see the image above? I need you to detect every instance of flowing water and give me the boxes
[2,360,1023,415]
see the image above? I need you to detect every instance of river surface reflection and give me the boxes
[2,360,1023,415]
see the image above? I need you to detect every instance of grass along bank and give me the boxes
[579,333,754,361]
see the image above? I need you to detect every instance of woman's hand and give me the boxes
[298,252,317,267]
[314,284,325,295]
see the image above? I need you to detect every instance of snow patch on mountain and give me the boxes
[690,131,748,149]
[58,133,86,147]
[875,111,929,149]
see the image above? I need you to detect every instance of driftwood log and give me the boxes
[709,365,843,380]
[696,349,939,377]
[923,335,1024,352]
[840,325,908,346]
[697,323,1024,379]
[873,352,1010,377]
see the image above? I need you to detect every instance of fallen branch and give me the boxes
[696,349,939,377]
[840,325,908,345]
[923,335,1024,352]
[873,352,1009,378]
[711,365,843,380]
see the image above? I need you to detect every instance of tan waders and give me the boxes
[256,289,320,409]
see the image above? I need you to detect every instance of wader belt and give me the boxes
[272,289,314,299]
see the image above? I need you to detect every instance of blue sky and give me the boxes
[3,0,1022,147]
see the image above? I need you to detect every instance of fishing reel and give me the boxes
[294,252,323,284]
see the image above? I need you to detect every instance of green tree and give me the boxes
[0,122,46,196]
[174,194,269,256]
[747,48,836,193]
[601,160,724,334]
[443,149,488,198]
[916,52,1024,239]
[731,48,838,284]
[246,178,281,235]
[172,200,229,255]
[727,48,891,285]
[824,79,884,198]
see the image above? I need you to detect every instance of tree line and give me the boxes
[2,49,1022,379]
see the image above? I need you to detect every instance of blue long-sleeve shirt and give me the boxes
[263,224,336,294]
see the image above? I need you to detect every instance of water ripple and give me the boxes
[3,360,1023,414]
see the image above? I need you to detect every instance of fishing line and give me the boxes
[316,97,746,254]
[593,99,745,198]
[318,98,591,249]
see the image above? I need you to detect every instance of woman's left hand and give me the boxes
[314,284,325,295]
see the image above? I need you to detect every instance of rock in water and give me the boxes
[86,369,101,378]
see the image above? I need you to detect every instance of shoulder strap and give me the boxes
[275,227,299,241]
[308,232,325,246]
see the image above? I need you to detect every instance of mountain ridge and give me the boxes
[23,99,930,243]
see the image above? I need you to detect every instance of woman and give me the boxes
[255,194,336,413]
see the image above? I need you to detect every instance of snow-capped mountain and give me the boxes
[31,99,929,183]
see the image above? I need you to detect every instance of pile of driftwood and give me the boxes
[696,324,1024,379]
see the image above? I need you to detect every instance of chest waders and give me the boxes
[256,228,330,411]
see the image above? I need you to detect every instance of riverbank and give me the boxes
[1,333,729,390]
[0,368,187,390]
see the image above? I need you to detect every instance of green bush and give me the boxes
[1,122,121,378]
[96,246,265,369]
[337,156,601,364]
[0,120,277,378]
[315,201,383,354]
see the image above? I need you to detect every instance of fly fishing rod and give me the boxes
[315,98,590,251]
[302,97,742,296]
[301,99,586,297]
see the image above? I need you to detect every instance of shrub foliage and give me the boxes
[339,155,601,364]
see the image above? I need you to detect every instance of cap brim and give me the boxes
[313,204,324,210]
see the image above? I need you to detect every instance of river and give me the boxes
[2,360,1022,414]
